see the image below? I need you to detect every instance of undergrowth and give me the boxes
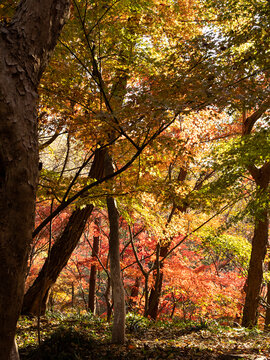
[17,311,270,360]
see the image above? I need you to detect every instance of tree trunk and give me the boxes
[88,218,100,313]
[146,243,164,319]
[105,277,113,322]
[242,160,270,327]
[105,153,126,344]
[147,272,164,319]
[0,2,70,358]
[242,210,269,327]
[22,148,106,316]
[128,277,140,312]
[146,169,189,320]
[264,261,270,330]
[241,109,270,328]
[22,204,93,316]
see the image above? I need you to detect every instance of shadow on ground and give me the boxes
[19,327,265,360]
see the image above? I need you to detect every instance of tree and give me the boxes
[241,120,270,327]
[201,0,270,327]
[105,153,126,344]
[22,146,107,316]
[88,217,101,313]
[22,204,93,316]
[0,1,70,358]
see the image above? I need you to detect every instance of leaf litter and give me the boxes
[17,314,270,360]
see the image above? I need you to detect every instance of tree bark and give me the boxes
[0,1,70,358]
[147,271,164,319]
[22,204,93,316]
[241,164,270,327]
[146,243,162,319]
[88,218,100,313]
[241,110,270,328]
[105,153,126,344]
[242,212,268,327]
[105,277,113,322]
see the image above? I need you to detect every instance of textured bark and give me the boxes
[0,1,70,358]
[105,153,126,344]
[22,204,93,316]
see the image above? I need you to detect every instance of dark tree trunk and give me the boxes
[130,277,141,299]
[105,277,113,322]
[128,277,141,312]
[105,153,126,344]
[241,161,270,327]
[147,214,188,319]
[146,243,168,319]
[147,272,164,319]
[22,204,93,316]
[146,169,188,320]
[88,218,100,313]
[0,1,70,358]
[241,109,270,328]
[242,212,268,327]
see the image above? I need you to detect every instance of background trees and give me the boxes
[25,0,270,331]
[0,0,269,357]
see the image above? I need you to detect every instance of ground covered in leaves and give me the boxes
[17,312,270,360]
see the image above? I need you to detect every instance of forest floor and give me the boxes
[17,311,270,360]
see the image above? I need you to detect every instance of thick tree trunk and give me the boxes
[0,2,70,358]
[242,211,269,327]
[0,37,39,360]
[88,218,100,313]
[22,204,93,316]
[105,153,126,344]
